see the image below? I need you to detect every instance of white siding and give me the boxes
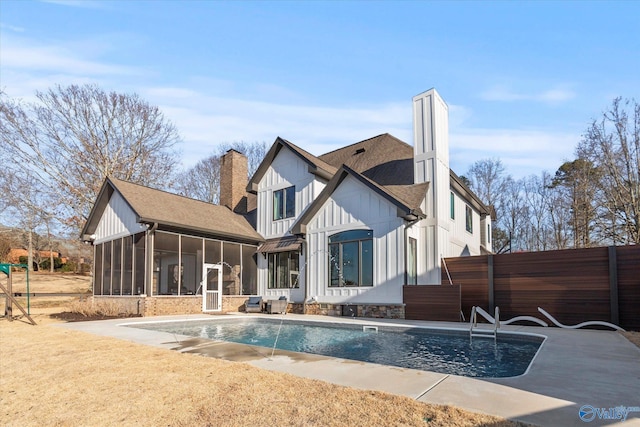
[94,191,146,243]
[413,89,452,284]
[305,176,405,304]
[256,148,326,238]
[447,189,482,257]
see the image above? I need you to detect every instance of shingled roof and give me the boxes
[319,133,414,185]
[82,178,263,243]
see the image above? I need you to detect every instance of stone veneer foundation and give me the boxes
[91,296,405,319]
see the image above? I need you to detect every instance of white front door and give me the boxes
[202,263,222,312]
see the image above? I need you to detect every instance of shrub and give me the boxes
[39,257,64,271]
[67,299,124,317]
[61,261,77,273]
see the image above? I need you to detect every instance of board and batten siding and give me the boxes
[305,175,406,304]
[256,147,326,238]
[94,191,146,244]
[447,189,483,257]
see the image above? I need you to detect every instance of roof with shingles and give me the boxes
[82,177,263,243]
[319,133,415,186]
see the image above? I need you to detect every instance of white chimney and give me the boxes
[412,88,451,283]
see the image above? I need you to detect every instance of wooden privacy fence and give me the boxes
[403,285,461,322]
[404,245,640,331]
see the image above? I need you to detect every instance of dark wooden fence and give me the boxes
[403,285,461,322]
[404,245,640,330]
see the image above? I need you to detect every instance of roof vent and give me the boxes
[355,148,365,155]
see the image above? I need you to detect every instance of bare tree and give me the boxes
[550,159,600,247]
[0,85,181,234]
[577,97,640,244]
[175,141,268,204]
[175,155,221,204]
[542,172,572,249]
[464,158,510,252]
[501,177,530,252]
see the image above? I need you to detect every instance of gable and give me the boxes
[247,137,336,193]
[94,191,146,243]
[291,166,426,235]
[307,174,404,232]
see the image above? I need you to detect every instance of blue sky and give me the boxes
[1,0,638,179]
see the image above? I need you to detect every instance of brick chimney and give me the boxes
[220,149,248,213]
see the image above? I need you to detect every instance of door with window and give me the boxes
[202,263,222,312]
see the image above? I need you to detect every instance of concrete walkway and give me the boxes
[56,314,640,427]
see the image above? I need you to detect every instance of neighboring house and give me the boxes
[83,88,492,317]
[7,249,67,265]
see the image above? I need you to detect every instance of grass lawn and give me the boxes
[0,314,530,427]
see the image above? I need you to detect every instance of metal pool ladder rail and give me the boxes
[470,306,500,343]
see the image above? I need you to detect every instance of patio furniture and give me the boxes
[245,296,263,313]
[266,296,288,314]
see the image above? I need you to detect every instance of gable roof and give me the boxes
[320,133,491,217]
[291,165,427,235]
[319,133,414,186]
[82,177,263,244]
[247,137,337,193]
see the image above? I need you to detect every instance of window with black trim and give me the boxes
[450,192,455,219]
[328,230,373,287]
[268,251,300,289]
[273,186,295,220]
[407,237,417,285]
[465,205,473,233]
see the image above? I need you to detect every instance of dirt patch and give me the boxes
[49,311,142,322]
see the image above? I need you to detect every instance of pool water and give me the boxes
[130,318,543,378]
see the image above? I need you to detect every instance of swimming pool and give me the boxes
[130,318,544,378]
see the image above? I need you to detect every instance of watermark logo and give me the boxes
[579,405,640,422]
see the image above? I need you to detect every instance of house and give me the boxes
[82,88,492,317]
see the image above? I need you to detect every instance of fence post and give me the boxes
[608,246,619,325]
[488,255,494,313]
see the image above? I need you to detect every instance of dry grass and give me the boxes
[2,271,91,294]
[66,298,123,317]
[0,316,527,427]
[621,331,640,349]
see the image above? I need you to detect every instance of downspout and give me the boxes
[303,239,308,314]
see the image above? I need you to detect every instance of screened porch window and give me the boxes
[93,232,146,296]
[328,230,373,287]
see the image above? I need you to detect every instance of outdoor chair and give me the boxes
[266,296,288,314]
[245,296,263,313]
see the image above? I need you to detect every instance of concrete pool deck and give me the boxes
[56,314,640,427]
